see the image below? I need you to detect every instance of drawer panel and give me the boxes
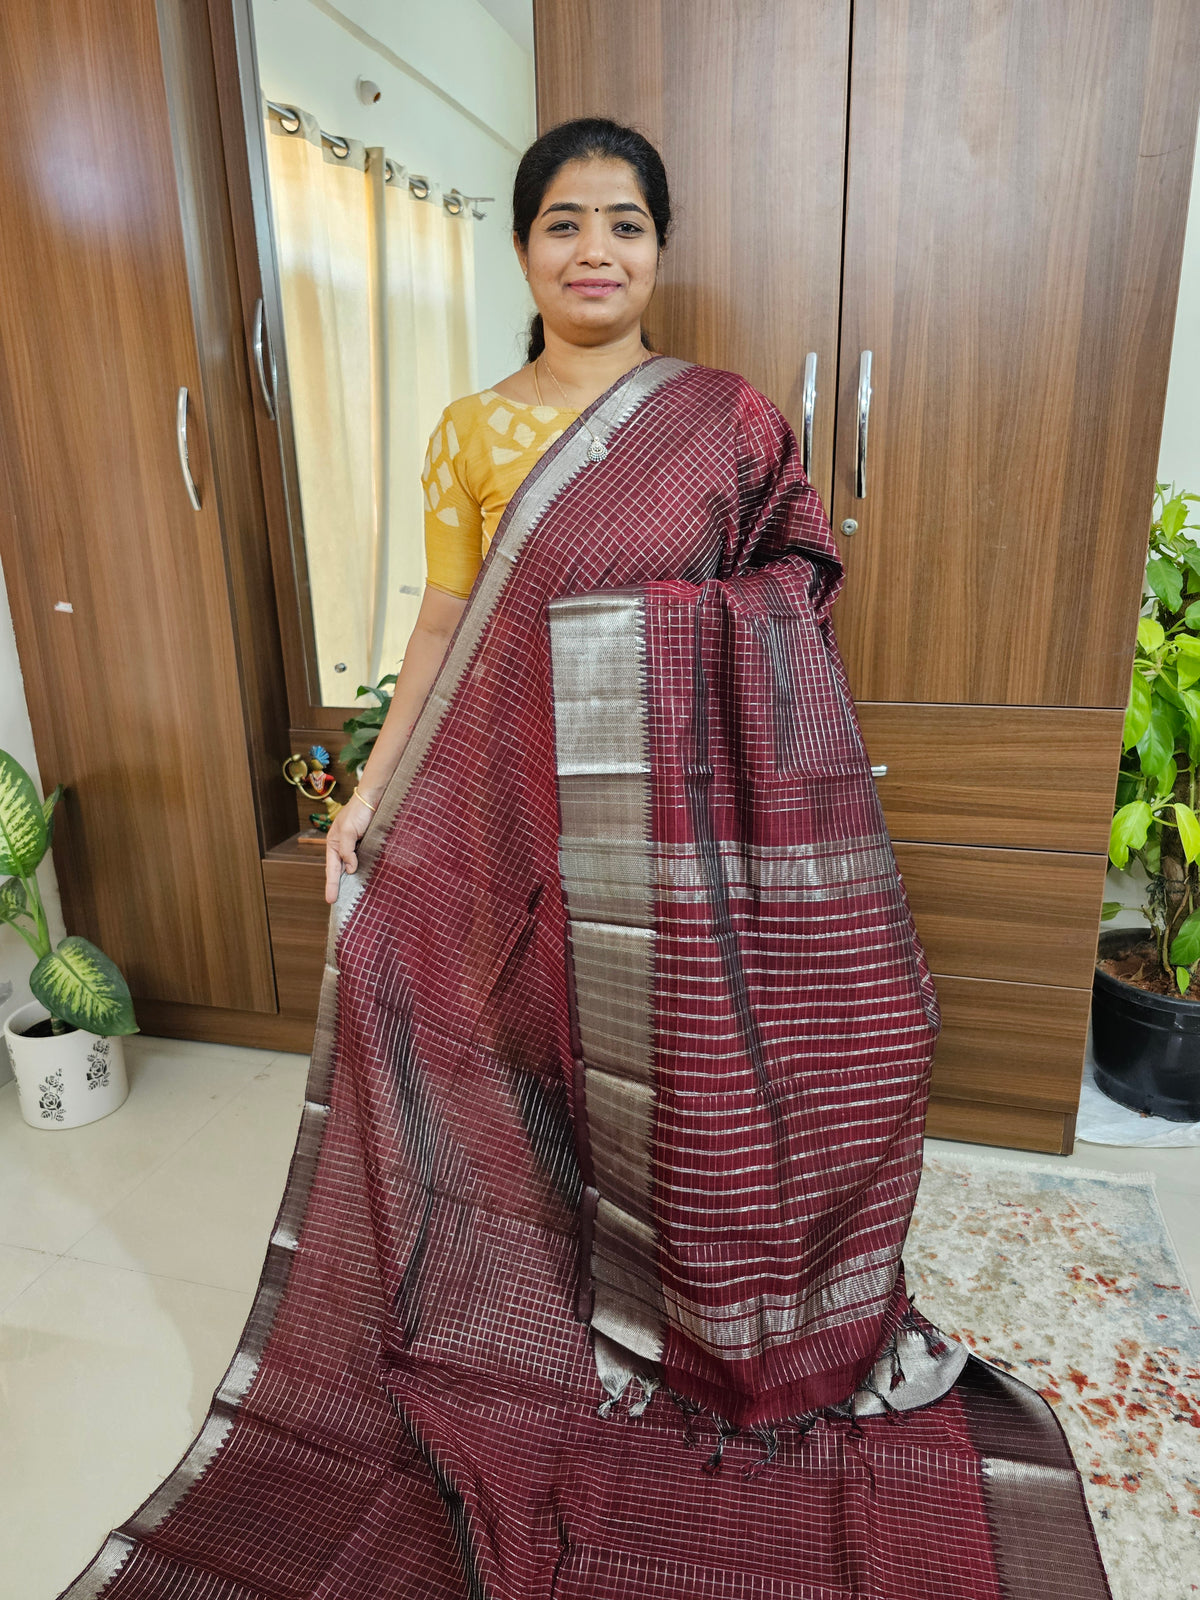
[894,841,1108,988]
[925,1096,1074,1155]
[928,975,1090,1111]
[856,703,1123,851]
[128,998,315,1055]
[262,856,327,1020]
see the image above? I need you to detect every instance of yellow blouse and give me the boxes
[421,388,581,600]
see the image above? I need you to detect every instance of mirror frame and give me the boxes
[212,0,363,734]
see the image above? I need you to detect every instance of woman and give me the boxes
[322,123,667,906]
[62,120,1109,1600]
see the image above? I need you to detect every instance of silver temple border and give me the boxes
[548,590,666,1365]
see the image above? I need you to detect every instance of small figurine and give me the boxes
[282,745,343,837]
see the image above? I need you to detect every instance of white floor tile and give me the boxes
[266,1050,313,1075]
[123,1034,276,1072]
[0,1243,57,1313]
[0,1255,252,1600]
[0,1036,278,1255]
[68,1055,307,1292]
[1075,1141,1200,1192]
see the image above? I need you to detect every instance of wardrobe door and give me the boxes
[832,0,1200,709]
[0,0,277,1012]
[832,0,1200,1151]
[533,0,851,511]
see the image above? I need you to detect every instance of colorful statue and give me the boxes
[282,745,342,834]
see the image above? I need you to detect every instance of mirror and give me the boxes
[236,0,537,708]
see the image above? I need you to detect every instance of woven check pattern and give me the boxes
[58,359,1107,1599]
[640,569,939,1422]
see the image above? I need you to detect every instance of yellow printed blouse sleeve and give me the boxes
[422,400,484,600]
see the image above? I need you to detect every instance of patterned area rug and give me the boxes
[909,1155,1199,1600]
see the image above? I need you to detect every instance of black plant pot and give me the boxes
[1092,928,1200,1121]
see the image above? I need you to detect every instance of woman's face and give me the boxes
[516,156,659,350]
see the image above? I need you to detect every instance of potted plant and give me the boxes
[1094,482,1200,1120]
[337,673,397,779]
[0,748,138,1129]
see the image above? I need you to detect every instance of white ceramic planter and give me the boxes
[3,999,129,1130]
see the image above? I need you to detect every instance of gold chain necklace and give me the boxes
[533,349,651,463]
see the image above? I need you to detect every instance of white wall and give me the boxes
[1106,143,1200,932]
[251,0,538,384]
[0,557,68,1086]
[1158,143,1200,496]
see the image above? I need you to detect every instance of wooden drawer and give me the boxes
[925,1096,1075,1155]
[128,997,315,1055]
[856,703,1123,851]
[262,843,328,1020]
[893,841,1108,988]
[928,975,1090,1111]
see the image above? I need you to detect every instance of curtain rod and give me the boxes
[265,99,494,219]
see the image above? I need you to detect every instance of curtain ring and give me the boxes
[274,103,301,135]
[444,189,465,216]
[408,175,431,200]
[324,132,350,159]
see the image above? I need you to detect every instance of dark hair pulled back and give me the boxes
[512,117,672,363]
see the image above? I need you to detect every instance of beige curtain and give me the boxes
[265,105,477,703]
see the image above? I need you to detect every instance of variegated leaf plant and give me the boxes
[0,747,137,1037]
[1106,483,1200,995]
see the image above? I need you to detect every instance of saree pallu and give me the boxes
[61,356,1110,1600]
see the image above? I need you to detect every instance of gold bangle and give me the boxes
[352,785,377,813]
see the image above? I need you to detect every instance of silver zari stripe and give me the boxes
[653,836,897,901]
[567,920,655,1082]
[557,833,898,913]
[549,590,665,1364]
[664,1247,902,1357]
[591,1198,666,1362]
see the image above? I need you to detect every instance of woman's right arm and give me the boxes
[323,584,467,904]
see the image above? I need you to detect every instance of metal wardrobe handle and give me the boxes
[855,349,873,498]
[252,298,277,421]
[801,351,817,478]
[176,386,201,511]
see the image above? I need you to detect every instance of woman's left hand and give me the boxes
[324,791,377,904]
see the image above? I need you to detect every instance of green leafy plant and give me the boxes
[1106,483,1200,995]
[337,673,397,777]
[0,748,138,1037]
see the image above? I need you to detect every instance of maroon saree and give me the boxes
[61,355,1110,1599]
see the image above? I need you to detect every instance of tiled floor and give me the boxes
[2,1035,1198,1600]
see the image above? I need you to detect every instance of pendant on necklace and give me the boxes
[586,435,608,463]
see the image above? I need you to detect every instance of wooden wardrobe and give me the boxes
[1,0,1197,1146]
[537,0,1200,1153]
[0,0,296,1036]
